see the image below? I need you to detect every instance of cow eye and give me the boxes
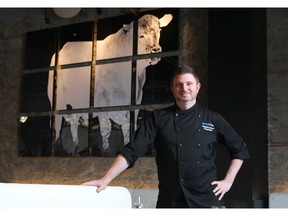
[139,35,144,38]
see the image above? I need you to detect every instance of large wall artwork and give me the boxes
[19,9,179,157]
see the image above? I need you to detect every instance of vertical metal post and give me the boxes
[130,13,139,142]
[89,21,97,155]
[51,28,60,156]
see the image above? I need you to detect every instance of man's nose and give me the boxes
[182,84,189,91]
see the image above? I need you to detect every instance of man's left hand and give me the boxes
[211,180,233,200]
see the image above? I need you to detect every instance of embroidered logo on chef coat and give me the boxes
[201,122,215,132]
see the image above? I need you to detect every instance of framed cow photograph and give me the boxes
[19,8,179,157]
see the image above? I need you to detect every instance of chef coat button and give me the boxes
[175,113,178,117]
[198,115,201,118]
[177,128,181,131]
[198,129,201,132]
[179,143,183,147]
[180,178,184,182]
[196,161,200,165]
[197,143,201,147]
[179,161,184,165]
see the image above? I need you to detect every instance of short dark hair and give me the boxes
[170,64,200,86]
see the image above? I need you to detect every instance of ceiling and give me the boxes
[0,8,43,21]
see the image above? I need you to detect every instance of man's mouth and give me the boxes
[180,92,189,97]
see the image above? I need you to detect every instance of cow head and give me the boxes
[137,14,173,65]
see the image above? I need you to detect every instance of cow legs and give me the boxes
[98,112,112,149]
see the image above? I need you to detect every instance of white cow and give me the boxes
[48,13,173,155]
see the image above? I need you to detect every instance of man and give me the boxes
[82,64,250,208]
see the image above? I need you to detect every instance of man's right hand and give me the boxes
[81,154,130,193]
[81,179,108,193]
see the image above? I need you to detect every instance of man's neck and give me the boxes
[176,100,196,110]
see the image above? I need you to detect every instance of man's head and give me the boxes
[170,65,201,109]
[170,64,200,86]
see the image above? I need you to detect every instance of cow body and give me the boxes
[48,13,173,155]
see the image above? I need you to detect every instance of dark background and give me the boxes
[208,8,268,207]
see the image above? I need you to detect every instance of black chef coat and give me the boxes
[119,103,250,208]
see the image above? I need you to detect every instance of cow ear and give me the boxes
[122,24,130,33]
[159,14,173,27]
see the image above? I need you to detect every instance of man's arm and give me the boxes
[211,158,243,200]
[81,154,130,193]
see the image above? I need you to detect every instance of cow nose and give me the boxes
[152,47,161,53]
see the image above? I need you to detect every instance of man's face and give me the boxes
[171,73,201,106]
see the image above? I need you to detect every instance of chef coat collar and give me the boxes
[174,103,198,115]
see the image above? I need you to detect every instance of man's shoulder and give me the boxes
[153,104,176,117]
[155,104,175,111]
[196,104,222,118]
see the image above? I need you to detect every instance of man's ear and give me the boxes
[197,82,201,92]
